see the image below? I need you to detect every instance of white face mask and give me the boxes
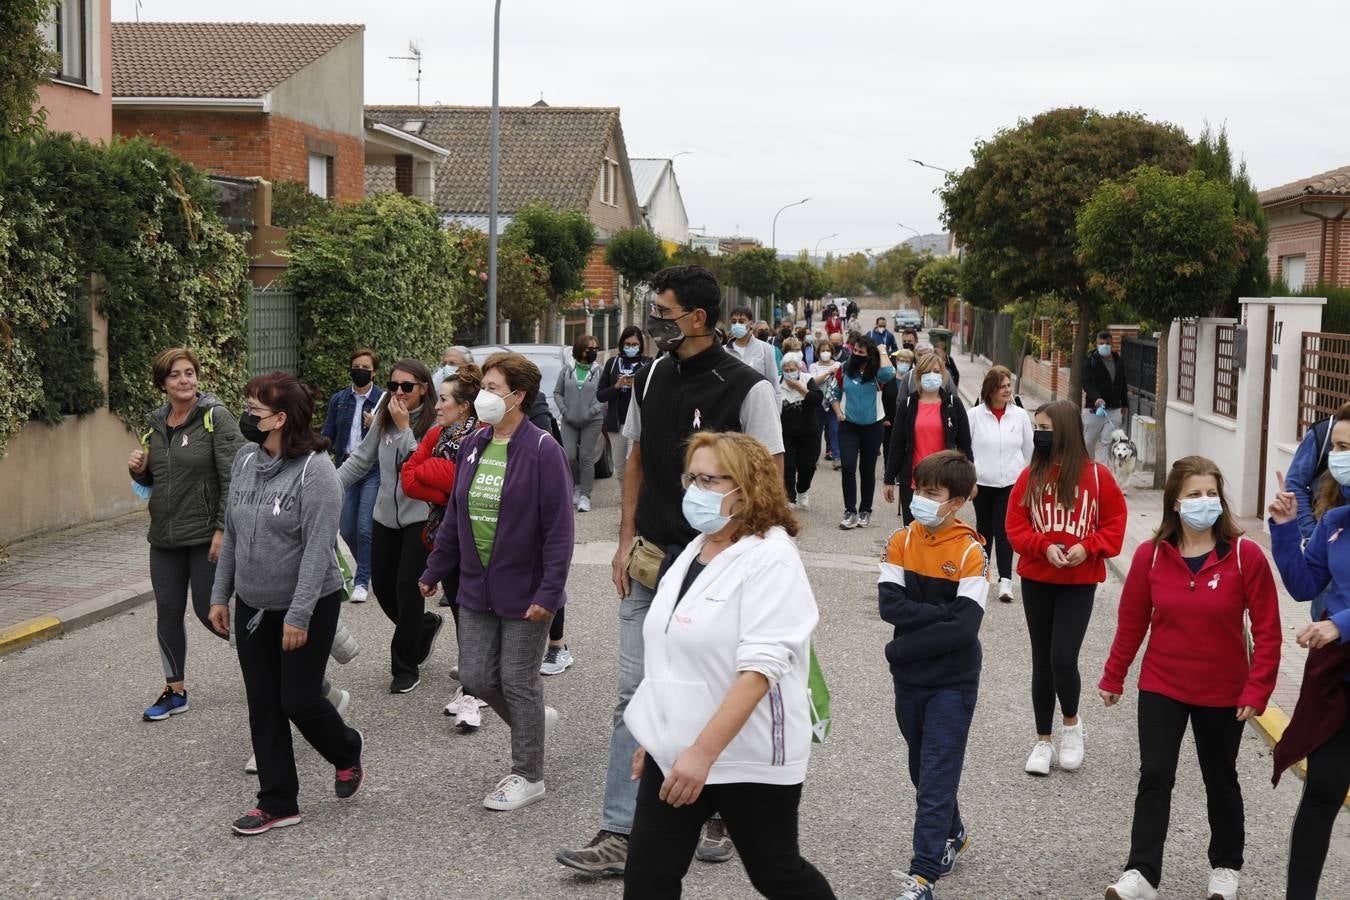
[819,351,832,362]
[474,389,517,426]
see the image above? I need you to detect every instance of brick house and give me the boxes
[365,103,643,344]
[111,22,445,205]
[1259,165,1350,290]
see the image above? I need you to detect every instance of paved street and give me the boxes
[3,449,1347,899]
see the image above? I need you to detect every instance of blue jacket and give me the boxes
[321,385,384,465]
[1285,417,1334,540]
[1271,512,1350,675]
[870,328,898,355]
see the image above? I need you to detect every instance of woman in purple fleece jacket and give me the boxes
[419,352,575,812]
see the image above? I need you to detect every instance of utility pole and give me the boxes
[486,2,502,344]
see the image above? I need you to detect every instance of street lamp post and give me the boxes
[813,233,837,264]
[770,197,810,321]
[909,158,953,175]
[486,0,503,345]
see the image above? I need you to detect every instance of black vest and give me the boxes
[633,344,767,547]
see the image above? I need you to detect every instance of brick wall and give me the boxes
[1267,218,1324,287]
[268,115,364,203]
[582,244,619,307]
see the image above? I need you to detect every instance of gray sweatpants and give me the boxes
[560,419,602,499]
[151,543,224,683]
[458,606,552,782]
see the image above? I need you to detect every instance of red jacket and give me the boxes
[401,425,456,505]
[1100,538,1282,712]
[1005,461,1126,584]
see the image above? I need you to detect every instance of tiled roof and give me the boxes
[629,158,669,207]
[1258,165,1350,206]
[112,22,363,99]
[364,105,629,215]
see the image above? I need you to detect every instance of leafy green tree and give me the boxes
[269,179,335,229]
[1193,124,1270,316]
[826,252,871,297]
[605,227,669,313]
[1077,166,1240,486]
[725,247,781,301]
[777,258,828,305]
[0,0,55,172]
[445,223,550,333]
[913,256,963,318]
[505,202,597,306]
[942,107,1192,400]
[870,245,919,297]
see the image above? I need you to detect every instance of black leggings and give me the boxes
[783,431,821,501]
[550,606,566,643]
[1021,578,1096,735]
[1287,693,1350,899]
[150,543,224,683]
[972,484,1014,579]
[624,758,836,899]
[371,521,435,680]
[837,420,884,515]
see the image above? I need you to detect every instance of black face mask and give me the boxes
[756,329,771,342]
[847,355,866,375]
[1033,431,1054,455]
[240,412,270,445]
[582,347,598,363]
[350,368,373,387]
[646,314,687,353]
[903,341,916,352]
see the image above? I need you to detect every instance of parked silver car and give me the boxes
[468,343,570,420]
[894,308,923,331]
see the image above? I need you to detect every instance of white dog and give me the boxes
[1107,428,1138,494]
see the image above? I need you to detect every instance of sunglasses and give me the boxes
[387,380,420,393]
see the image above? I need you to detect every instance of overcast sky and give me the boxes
[113,0,1347,257]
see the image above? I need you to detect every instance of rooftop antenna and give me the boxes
[135,0,143,22]
[389,41,424,105]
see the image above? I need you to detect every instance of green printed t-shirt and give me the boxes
[574,362,591,390]
[468,437,510,567]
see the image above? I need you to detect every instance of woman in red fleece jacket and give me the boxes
[1006,399,1126,777]
[1096,456,1281,900]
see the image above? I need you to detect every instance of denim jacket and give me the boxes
[321,384,384,465]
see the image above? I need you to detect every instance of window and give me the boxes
[308,153,332,198]
[1282,254,1307,290]
[41,0,89,84]
[600,158,620,206]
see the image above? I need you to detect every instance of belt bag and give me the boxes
[626,535,665,590]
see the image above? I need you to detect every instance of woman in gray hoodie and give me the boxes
[337,358,443,694]
[553,334,605,513]
[208,372,363,836]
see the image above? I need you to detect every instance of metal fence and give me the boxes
[1177,321,1198,403]
[1121,334,1158,418]
[1299,331,1350,437]
[971,308,1016,371]
[248,286,299,376]
[1213,324,1239,418]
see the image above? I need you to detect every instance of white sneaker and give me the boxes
[350,585,369,603]
[1105,869,1158,900]
[577,496,591,513]
[998,578,1015,602]
[572,486,582,508]
[797,491,810,509]
[545,705,558,740]
[330,688,351,718]
[449,664,459,682]
[1025,740,1055,776]
[1059,720,1085,771]
[244,752,257,775]
[1207,866,1240,900]
[483,773,546,811]
[540,645,574,676]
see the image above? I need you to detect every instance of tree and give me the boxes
[0,0,54,172]
[269,179,335,229]
[777,258,827,305]
[504,203,597,306]
[825,252,871,297]
[724,247,780,301]
[1077,166,1240,487]
[605,227,668,314]
[444,223,550,333]
[942,107,1193,401]
[870,245,922,298]
[912,256,963,318]
[1193,124,1270,316]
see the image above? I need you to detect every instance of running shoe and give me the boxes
[419,613,445,665]
[334,730,365,799]
[1105,869,1158,900]
[858,511,872,528]
[577,496,591,512]
[349,585,369,604]
[1059,720,1085,771]
[231,807,301,836]
[390,674,421,694]
[939,827,970,876]
[891,873,934,900]
[998,578,1015,602]
[540,645,574,676]
[1025,740,1055,776]
[839,512,859,530]
[143,687,188,721]
[555,830,630,876]
[695,817,734,863]
[1207,867,1239,900]
[483,774,546,811]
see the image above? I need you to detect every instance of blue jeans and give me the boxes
[339,472,379,588]
[893,684,977,884]
[602,578,656,835]
[817,405,839,459]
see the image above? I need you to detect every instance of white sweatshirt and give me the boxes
[624,526,818,785]
[966,401,1034,488]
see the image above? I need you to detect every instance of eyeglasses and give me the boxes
[648,302,694,320]
[681,472,736,490]
[387,380,419,393]
[244,406,277,419]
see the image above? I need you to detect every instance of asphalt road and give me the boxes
[2,457,1347,899]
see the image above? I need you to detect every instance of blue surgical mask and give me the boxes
[682,483,740,535]
[622,345,640,358]
[132,480,153,501]
[1178,497,1223,531]
[920,373,943,392]
[909,494,948,529]
[897,362,912,375]
[1329,450,1350,486]
[783,370,801,381]
[730,323,749,340]
[1097,343,1112,357]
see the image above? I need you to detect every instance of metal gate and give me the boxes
[1120,334,1157,419]
[248,286,299,376]
[971,309,1015,370]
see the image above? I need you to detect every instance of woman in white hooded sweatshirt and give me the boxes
[966,365,1034,603]
[622,431,835,900]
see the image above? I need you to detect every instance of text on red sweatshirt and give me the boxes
[1005,461,1127,584]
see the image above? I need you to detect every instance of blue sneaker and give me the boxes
[892,873,934,900]
[939,827,969,876]
[143,687,188,721]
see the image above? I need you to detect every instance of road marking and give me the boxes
[0,616,63,656]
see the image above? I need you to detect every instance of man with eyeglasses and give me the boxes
[556,265,784,877]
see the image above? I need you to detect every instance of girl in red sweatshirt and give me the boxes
[1006,399,1126,777]
[1097,456,1280,900]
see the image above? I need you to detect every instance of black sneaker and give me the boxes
[390,674,421,694]
[335,730,365,800]
[231,807,301,835]
[419,613,445,665]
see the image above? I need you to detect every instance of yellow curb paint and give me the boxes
[1253,704,1350,808]
[0,616,63,655]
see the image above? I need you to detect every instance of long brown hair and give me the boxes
[380,358,436,439]
[684,431,799,541]
[1316,402,1350,518]
[1152,456,1244,547]
[1023,399,1091,511]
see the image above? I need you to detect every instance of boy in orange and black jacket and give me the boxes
[879,450,987,900]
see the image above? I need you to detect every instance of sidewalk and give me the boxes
[0,511,153,654]
[950,347,1314,765]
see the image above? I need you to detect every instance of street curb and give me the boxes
[0,583,155,657]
